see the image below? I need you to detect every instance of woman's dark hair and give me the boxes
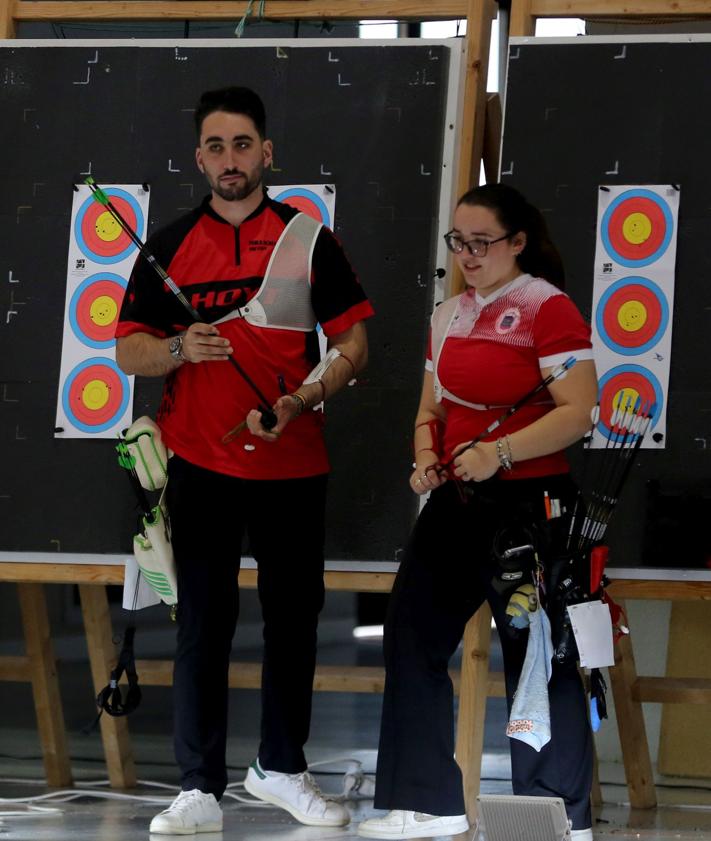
[457,183,565,289]
[194,86,266,140]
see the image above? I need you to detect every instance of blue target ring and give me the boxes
[600,189,674,268]
[69,273,127,349]
[271,188,332,228]
[74,188,145,265]
[61,357,130,434]
[595,276,669,356]
[597,364,663,441]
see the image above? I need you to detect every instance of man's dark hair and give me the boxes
[194,86,267,139]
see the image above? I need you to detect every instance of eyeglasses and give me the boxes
[443,231,511,257]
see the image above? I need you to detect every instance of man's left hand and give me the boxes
[246,395,302,442]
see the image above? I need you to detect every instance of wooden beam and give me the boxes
[12,564,707,600]
[510,0,534,36]
[0,654,31,681]
[135,657,507,695]
[530,0,711,17]
[607,579,711,601]
[18,583,73,787]
[634,676,711,704]
[322,570,396,592]
[455,605,493,825]
[607,598,657,809]
[448,0,496,296]
[79,584,137,789]
[0,0,15,37]
[0,562,396,592]
[482,92,502,184]
[8,0,710,27]
[13,0,471,22]
[456,0,496,200]
[0,563,126,585]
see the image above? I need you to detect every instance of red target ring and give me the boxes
[602,283,662,347]
[597,365,662,440]
[280,195,321,221]
[271,188,331,227]
[62,359,130,433]
[70,275,126,348]
[74,189,144,263]
[81,197,136,257]
[601,190,674,267]
[607,197,665,261]
[69,363,123,425]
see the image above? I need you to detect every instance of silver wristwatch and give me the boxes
[168,334,187,362]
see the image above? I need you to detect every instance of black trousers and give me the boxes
[374,476,593,830]
[166,455,328,799]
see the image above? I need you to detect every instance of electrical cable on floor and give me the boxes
[14,754,711,817]
[0,757,377,816]
[0,806,62,818]
[6,761,711,798]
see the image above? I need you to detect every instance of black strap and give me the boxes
[95,625,142,718]
[590,667,608,720]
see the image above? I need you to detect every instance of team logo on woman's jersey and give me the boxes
[495,307,521,334]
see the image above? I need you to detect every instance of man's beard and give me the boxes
[210,163,263,202]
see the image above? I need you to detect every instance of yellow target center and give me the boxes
[82,379,110,410]
[90,295,118,326]
[617,300,647,332]
[622,212,652,245]
[614,388,640,415]
[95,211,122,242]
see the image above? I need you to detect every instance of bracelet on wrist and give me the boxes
[496,436,514,471]
[339,352,356,380]
[290,392,307,417]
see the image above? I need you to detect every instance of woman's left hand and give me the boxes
[452,441,500,482]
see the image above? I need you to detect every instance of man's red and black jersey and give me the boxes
[116,192,374,480]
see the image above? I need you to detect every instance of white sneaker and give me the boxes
[358,809,469,839]
[571,829,593,840]
[243,758,350,827]
[149,789,223,835]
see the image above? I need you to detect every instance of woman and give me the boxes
[358,183,598,841]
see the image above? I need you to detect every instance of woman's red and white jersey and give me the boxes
[426,274,593,479]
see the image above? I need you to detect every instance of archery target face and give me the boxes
[601,189,674,267]
[596,276,669,355]
[61,357,130,433]
[74,189,145,264]
[69,273,126,349]
[597,364,662,440]
[272,188,332,228]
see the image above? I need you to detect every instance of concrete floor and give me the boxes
[2,634,711,839]
[4,764,711,840]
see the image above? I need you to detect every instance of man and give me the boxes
[115,86,373,835]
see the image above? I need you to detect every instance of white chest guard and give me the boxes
[431,275,560,412]
[429,293,493,409]
[214,211,322,332]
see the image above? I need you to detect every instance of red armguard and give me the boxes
[415,418,445,460]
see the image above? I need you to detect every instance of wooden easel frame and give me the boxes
[4,561,711,816]
[0,561,506,810]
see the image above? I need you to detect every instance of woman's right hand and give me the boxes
[410,449,447,495]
